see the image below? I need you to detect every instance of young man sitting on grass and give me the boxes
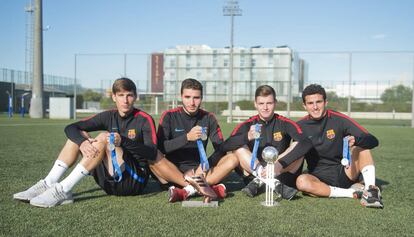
[14,78,157,207]
[296,84,383,208]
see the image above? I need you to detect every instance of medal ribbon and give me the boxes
[110,132,145,183]
[110,132,123,182]
[197,127,209,172]
[342,136,352,166]
[250,123,261,172]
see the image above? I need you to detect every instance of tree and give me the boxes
[326,91,339,102]
[83,89,102,102]
[380,85,412,104]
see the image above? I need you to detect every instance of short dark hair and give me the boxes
[112,77,137,96]
[301,84,326,103]
[181,78,203,97]
[255,85,276,101]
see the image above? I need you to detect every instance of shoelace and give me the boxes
[192,176,207,187]
[33,182,47,192]
[51,186,67,201]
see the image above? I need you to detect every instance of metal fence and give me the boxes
[0,68,74,94]
[1,51,413,122]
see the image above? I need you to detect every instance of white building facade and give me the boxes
[162,45,306,102]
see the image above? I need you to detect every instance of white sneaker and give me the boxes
[350,182,365,192]
[30,183,74,208]
[13,180,50,202]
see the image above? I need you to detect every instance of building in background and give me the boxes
[149,53,164,93]
[150,45,307,103]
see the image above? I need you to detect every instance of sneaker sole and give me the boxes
[30,199,74,208]
[13,195,31,202]
[360,199,384,209]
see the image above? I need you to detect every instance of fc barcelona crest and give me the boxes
[273,132,283,141]
[326,129,335,140]
[128,129,136,139]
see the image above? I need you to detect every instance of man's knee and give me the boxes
[223,153,239,166]
[95,132,108,143]
[296,174,312,191]
[351,148,374,165]
[64,139,80,148]
[234,146,250,157]
[148,150,165,166]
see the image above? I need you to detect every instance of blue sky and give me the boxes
[1,0,413,89]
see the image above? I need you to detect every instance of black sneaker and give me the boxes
[360,185,384,208]
[241,178,263,197]
[274,182,298,200]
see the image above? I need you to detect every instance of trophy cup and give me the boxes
[261,146,279,207]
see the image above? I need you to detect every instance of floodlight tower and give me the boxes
[29,0,44,118]
[25,1,34,86]
[223,0,242,123]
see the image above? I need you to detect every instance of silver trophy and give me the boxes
[261,146,279,207]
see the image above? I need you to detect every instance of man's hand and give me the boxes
[79,139,99,159]
[187,126,202,141]
[106,132,122,147]
[261,162,283,178]
[80,131,97,144]
[347,135,356,147]
[247,124,261,141]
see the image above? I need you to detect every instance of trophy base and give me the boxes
[261,201,280,207]
[182,201,219,208]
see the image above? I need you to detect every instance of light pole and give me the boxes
[223,0,242,123]
[29,0,44,118]
[74,53,77,120]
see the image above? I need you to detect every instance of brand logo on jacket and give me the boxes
[174,128,185,132]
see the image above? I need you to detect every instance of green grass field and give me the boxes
[1,116,413,236]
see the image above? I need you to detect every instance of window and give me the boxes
[251,58,256,67]
[224,59,229,67]
[240,68,245,80]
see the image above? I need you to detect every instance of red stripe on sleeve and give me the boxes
[159,107,181,125]
[277,114,303,134]
[208,112,224,140]
[328,110,369,134]
[138,111,158,144]
[231,115,258,136]
[217,127,223,140]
